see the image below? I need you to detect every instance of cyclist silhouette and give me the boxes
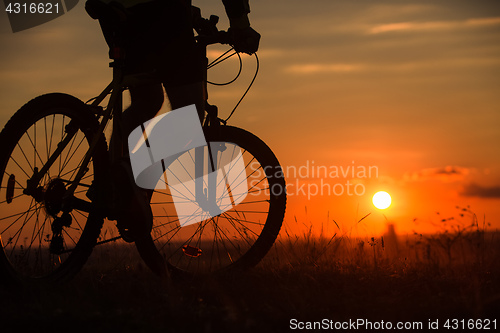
[85,0,260,241]
[86,0,259,132]
[0,0,285,283]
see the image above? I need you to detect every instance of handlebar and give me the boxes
[195,29,231,47]
[192,6,232,47]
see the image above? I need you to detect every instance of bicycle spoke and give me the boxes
[222,212,257,247]
[211,216,236,266]
[0,192,25,204]
[62,227,77,249]
[186,149,209,189]
[209,217,241,259]
[48,114,56,159]
[25,126,45,168]
[7,199,38,257]
[164,163,196,200]
[176,218,211,263]
[0,99,105,281]
[64,136,87,180]
[144,127,285,275]
[23,205,47,263]
[71,209,87,232]
[8,155,31,178]
[15,142,34,174]
[60,132,86,175]
[156,208,207,247]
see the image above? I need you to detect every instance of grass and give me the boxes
[1,212,499,332]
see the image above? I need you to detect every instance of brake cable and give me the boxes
[207,48,242,86]
[224,52,259,123]
[208,47,238,70]
[206,49,259,123]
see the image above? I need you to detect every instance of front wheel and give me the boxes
[136,126,286,276]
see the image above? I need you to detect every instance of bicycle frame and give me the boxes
[53,55,126,216]
[28,59,222,225]
[24,13,232,225]
[0,8,284,282]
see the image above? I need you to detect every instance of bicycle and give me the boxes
[0,8,286,285]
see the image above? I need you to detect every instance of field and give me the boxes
[1,220,499,332]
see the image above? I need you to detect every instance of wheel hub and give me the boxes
[44,178,66,216]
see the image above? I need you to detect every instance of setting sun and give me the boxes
[372,191,392,210]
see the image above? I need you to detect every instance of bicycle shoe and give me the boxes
[112,158,153,243]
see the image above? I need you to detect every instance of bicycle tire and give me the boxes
[136,125,286,277]
[0,93,108,285]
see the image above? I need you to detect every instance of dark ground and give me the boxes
[1,232,499,333]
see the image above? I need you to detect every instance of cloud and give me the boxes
[461,183,500,199]
[465,17,500,27]
[284,57,500,76]
[285,63,364,74]
[369,21,453,34]
[368,16,500,34]
[404,166,471,182]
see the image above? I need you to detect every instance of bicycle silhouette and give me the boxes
[0,9,286,285]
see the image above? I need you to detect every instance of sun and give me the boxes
[372,191,391,210]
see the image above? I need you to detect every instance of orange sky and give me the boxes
[1,0,499,237]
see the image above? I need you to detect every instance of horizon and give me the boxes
[1,0,499,237]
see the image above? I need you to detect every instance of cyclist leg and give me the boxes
[122,83,165,138]
[165,81,205,122]
[111,83,163,241]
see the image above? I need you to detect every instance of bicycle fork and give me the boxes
[194,105,235,219]
[194,144,222,217]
